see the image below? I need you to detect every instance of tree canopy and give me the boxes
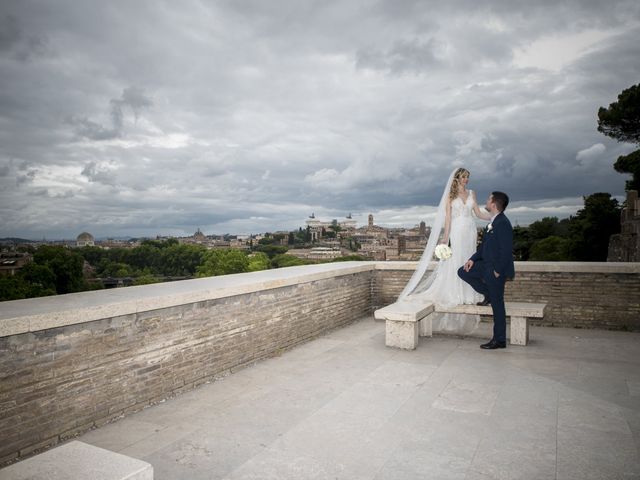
[597,83,640,191]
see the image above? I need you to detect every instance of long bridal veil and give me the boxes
[398,168,457,299]
[398,167,481,335]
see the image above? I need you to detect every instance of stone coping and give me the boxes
[376,260,640,274]
[1,260,638,337]
[0,262,376,338]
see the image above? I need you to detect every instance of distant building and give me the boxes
[76,232,95,247]
[305,214,357,242]
[193,228,206,243]
[0,252,31,276]
[608,190,640,262]
[288,247,344,260]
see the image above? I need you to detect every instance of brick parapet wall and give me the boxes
[1,260,639,466]
[372,262,640,330]
[0,266,372,465]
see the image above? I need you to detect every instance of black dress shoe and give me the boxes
[476,297,491,306]
[480,340,506,349]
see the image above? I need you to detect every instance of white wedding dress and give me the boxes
[404,190,483,334]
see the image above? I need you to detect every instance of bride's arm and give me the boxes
[441,198,452,244]
[472,191,492,221]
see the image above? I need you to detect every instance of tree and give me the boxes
[159,244,205,276]
[568,193,621,261]
[33,246,85,294]
[100,262,134,278]
[597,83,640,191]
[133,274,160,286]
[196,249,249,277]
[512,225,532,261]
[247,252,270,272]
[528,217,560,241]
[20,263,56,293]
[0,276,26,301]
[529,236,570,261]
[613,150,640,192]
[253,244,288,258]
[270,254,313,268]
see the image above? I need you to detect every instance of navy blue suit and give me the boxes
[458,212,515,344]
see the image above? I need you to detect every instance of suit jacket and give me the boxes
[471,212,515,280]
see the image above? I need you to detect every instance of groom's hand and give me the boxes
[463,260,474,272]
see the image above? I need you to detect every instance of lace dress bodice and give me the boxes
[451,191,475,221]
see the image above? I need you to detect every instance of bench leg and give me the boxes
[386,320,419,350]
[510,316,529,345]
[419,313,433,338]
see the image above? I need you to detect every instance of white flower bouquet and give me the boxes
[435,244,452,260]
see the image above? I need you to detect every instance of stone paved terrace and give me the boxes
[74,318,640,480]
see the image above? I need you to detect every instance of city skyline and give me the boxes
[1,1,639,239]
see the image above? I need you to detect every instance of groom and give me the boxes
[458,191,515,349]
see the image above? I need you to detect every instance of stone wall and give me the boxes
[0,264,372,465]
[608,189,639,262]
[1,260,639,466]
[372,262,640,331]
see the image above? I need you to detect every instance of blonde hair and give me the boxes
[449,168,470,201]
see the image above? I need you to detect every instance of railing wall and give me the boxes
[1,261,638,465]
[374,261,640,330]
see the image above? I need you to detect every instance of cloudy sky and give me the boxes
[1,0,639,239]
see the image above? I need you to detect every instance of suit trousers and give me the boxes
[458,260,507,344]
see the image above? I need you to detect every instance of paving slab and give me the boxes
[61,317,640,480]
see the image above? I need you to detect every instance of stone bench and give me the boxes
[375,300,546,349]
[373,299,435,349]
[0,441,153,480]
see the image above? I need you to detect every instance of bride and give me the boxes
[399,167,491,334]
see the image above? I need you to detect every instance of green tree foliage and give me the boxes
[529,236,571,261]
[33,246,85,294]
[100,262,134,277]
[613,149,640,192]
[598,84,640,144]
[78,240,206,278]
[597,83,640,191]
[568,193,621,261]
[196,249,249,277]
[159,244,205,276]
[513,217,568,260]
[20,263,56,293]
[258,236,275,245]
[0,246,87,301]
[133,274,160,286]
[247,252,270,272]
[270,254,313,268]
[254,244,288,258]
[0,276,30,301]
[512,226,532,261]
[512,193,620,262]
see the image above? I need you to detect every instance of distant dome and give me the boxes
[76,232,95,246]
[77,232,94,242]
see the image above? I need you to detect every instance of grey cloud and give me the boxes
[81,161,117,185]
[120,87,153,123]
[1,0,639,239]
[16,169,36,186]
[0,13,47,61]
[70,87,152,141]
[356,38,442,74]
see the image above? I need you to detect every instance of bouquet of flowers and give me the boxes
[435,244,452,260]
